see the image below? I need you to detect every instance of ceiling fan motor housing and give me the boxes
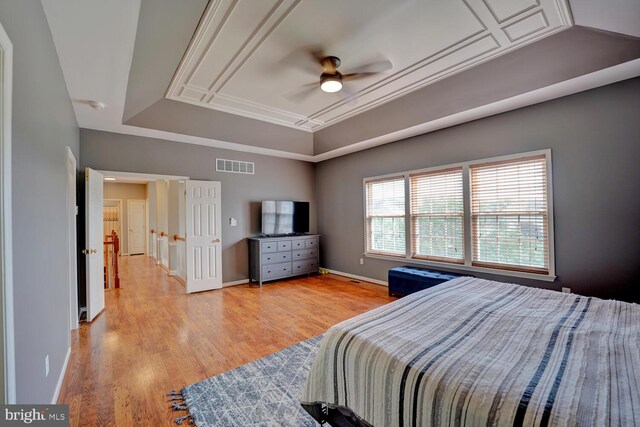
[321,55,341,70]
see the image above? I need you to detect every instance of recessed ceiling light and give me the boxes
[89,101,106,110]
[104,177,116,181]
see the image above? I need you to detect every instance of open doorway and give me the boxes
[103,199,122,251]
[80,170,224,322]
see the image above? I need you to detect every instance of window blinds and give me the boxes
[410,168,464,263]
[365,177,406,256]
[470,155,549,273]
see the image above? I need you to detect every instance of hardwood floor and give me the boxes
[58,255,394,426]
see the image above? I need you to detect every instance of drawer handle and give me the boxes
[267,270,272,273]
[282,255,286,258]
[283,268,287,271]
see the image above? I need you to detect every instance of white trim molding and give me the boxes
[51,346,71,404]
[0,19,15,404]
[323,269,388,287]
[223,279,250,288]
[66,147,79,332]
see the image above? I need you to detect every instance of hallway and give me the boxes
[58,255,394,426]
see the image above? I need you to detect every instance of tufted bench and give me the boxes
[388,266,469,297]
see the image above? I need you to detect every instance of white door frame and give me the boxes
[0,20,16,404]
[126,199,146,255]
[66,147,78,331]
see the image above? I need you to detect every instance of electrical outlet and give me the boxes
[45,355,49,377]
[359,258,364,265]
[562,287,571,294]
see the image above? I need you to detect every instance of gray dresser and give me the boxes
[248,235,319,287]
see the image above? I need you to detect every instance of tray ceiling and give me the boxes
[166,0,573,132]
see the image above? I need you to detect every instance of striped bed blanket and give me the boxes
[300,277,640,426]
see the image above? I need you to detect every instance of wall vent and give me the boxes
[216,158,255,174]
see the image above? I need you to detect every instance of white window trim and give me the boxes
[363,149,556,282]
[362,174,407,257]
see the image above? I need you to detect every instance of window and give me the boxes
[470,155,549,273]
[364,177,405,256]
[363,150,554,279]
[410,168,464,263]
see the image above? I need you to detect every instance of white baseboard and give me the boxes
[223,279,250,287]
[52,346,71,404]
[323,269,388,287]
[168,269,178,276]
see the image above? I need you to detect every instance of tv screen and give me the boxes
[261,201,309,236]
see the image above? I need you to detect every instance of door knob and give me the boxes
[91,249,97,254]
[82,249,88,255]
[212,238,221,243]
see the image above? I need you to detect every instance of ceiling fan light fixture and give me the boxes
[320,75,343,93]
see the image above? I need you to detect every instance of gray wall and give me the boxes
[316,77,640,303]
[103,183,147,254]
[80,129,316,283]
[0,1,79,403]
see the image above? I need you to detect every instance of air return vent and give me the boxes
[216,158,255,174]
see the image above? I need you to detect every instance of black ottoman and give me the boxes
[388,266,468,297]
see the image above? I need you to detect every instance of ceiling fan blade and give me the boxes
[337,87,358,106]
[283,83,318,103]
[342,72,382,81]
[277,46,325,76]
[345,58,392,74]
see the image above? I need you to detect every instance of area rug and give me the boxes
[170,335,323,426]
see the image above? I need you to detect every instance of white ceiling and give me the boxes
[42,0,640,162]
[41,0,140,133]
[167,0,573,131]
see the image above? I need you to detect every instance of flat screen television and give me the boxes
[261,201,309,236]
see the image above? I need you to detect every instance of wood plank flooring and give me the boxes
[58,255,394,426]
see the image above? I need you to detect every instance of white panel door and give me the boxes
[127,199,145,255]
[185,180,222,293]
[85,168,105,321]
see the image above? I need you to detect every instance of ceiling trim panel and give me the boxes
[166,0,573,131]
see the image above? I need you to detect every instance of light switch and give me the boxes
[229,217,237,227]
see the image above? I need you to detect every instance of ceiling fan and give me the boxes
[282,48,392,103]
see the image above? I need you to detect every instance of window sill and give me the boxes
[364,253,557,282]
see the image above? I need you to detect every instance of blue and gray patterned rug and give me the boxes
[172,335,323,426]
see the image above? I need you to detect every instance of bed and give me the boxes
[300,277,640,426]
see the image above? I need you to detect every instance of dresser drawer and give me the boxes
[292,248,317,260]
[262,262,291,280]
[277,241,291,251]
[293,259,318,274]
[261,241,278,253]
[262,251,291,265]
[292,239,306,249]
[305,237,319,248]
